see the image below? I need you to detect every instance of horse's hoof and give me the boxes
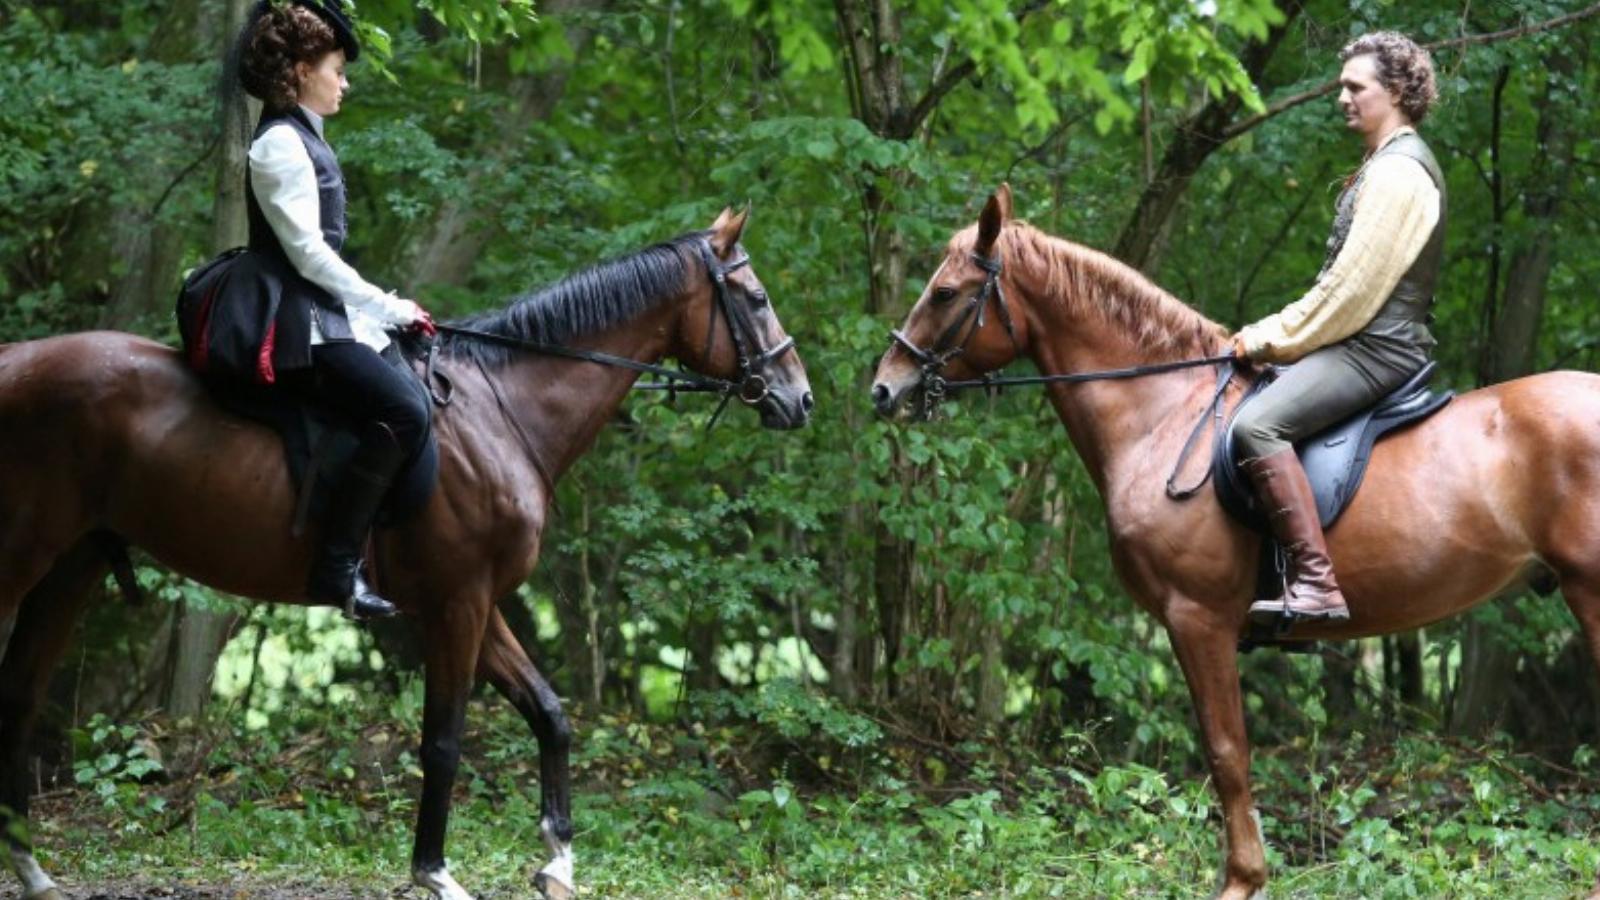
[25,890,67,900]
[535,870,576,900]
[412,864,474,900]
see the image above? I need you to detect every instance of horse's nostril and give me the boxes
[801,391,815,413]
[871,383,892,413]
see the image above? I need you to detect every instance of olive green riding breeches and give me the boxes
[1232,333,1430,460]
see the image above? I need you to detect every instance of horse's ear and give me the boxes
[976,184,1012,256]
[708,205,749,258]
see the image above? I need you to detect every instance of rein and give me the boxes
[888,248,1240,500]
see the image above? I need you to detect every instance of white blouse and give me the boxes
[246,106,414,352]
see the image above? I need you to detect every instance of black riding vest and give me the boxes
[1320,130,1447,350]
[246,107,356,367]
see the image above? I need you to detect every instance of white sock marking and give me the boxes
[538,817,576,895]
[10,847,58,898]
[413,863,473,900]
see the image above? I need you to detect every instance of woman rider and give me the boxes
[1231,32,1444,631]
[237,0,435,620]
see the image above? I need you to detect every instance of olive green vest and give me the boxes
[1320,131,1446,349]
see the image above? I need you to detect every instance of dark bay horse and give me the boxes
[0,209,811,900]
[871,185,1600,899]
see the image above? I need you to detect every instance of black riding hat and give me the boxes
[248,0,361,62]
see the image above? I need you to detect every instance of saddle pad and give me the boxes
[1212,361,1453,533]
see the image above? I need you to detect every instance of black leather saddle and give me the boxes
[1213,361,1453,533]
[1218,361,1452,653]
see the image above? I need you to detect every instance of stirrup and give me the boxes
[341,572,399,621]
[343,593,398,621]
[1246,597,1349,631]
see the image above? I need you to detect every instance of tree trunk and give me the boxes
[97,0,211,332]
[1394,632,1423,713]
[1112,1,1303,272]
[1451,53,1576,737]
[1320,642,1358,723]
[833,0,934,707]
[165,602,240,718]
[829,507,863,701]
[975,613,1005,728]
[394,0,609,293]
[161,0,254,718]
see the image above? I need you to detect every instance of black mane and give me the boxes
[442,232,706,368]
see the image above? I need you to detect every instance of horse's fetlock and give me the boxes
[543,814,574,844]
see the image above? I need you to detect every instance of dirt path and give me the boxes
[1,879,408,899]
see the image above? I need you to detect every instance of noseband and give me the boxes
[888,251,1019,420]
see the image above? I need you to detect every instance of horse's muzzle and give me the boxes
[758,386,813,430]
[871,382,896,417]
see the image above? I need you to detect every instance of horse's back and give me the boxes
[0,331,195,415]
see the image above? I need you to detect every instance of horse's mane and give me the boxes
[986,221,1229,357]
[443,232,705,368]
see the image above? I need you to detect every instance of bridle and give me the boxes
[888,250,1019,421]
[433,236,796,427]
[884,247,1240,500]
[693,236,796,412]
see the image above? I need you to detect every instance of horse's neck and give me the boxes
[483,304,679,482]
[1019,281,1217,493]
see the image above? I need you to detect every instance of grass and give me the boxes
[16,688,1600,899]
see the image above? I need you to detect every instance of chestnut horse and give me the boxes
[0,209,811,900]
[871,185,1600,899]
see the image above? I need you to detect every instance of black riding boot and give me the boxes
[307,422,407,620]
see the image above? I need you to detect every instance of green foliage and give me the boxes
[703,678,883,749]
[0,7,212,335]
[69,715,167,820]
[29,702,1600,896]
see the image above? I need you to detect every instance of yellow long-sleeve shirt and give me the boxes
[1238,129,1442,364]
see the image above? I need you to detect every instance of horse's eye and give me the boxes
[749,290,769,308]
[932,287,956,304]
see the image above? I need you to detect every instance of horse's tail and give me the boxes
[92,532,144,607]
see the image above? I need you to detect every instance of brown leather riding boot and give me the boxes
[1242,449,1350,627]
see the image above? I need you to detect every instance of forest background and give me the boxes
[3,0,1600,896]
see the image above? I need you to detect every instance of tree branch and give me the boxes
[904,0,1051,136]
[1221,2,1600,142]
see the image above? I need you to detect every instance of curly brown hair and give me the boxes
[239,5,340,113]
[1340,31,1438,124]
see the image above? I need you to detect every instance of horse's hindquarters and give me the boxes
[1311,373,1600,636]
[0,334,312,602]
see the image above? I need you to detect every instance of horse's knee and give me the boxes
[1205,734,1250,778]
[419,730,462,775]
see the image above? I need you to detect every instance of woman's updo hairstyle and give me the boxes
[1340,31,1439,124]
[239,4,340,113]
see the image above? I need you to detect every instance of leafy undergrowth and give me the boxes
[13,682,1600,899]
